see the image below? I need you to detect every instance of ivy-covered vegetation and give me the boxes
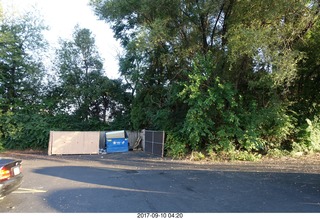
[1,1,320,160]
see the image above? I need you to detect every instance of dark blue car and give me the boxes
[0,158,23,199]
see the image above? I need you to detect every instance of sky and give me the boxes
[1,0,122,79]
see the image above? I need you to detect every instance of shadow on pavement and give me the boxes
[34,165,320,213]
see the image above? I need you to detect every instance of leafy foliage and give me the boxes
[90,0,320,159]
[1,1,320,160]
[165,133,188,159]
[0,9,48,150]
[0,112,50,149]
[0,8,132,150]
[51,25,132,128]
[293,116,320,153]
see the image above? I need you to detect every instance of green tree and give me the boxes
[0,9,49,149]
[53,26,106,119]
[91,0,320,157]
[52,25,132,129]
[0,11,47,113]
[90,0,229,131]
[227,0,320,89]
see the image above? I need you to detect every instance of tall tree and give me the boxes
[53,26,104,119]
[90,0,231,130]
[0,9,48,149]
[53,25,131,126]
[0,10,47,113]
[91,0,320,156]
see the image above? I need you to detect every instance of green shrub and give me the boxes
[293,116,320,153]
[306,117,320,152]
[190,151,206,161]
[165,134,188,159]
[214,149,261,161]
[266,148,290,158]
[229,150,262,161]
[0,112,50,150]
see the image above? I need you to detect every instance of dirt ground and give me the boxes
[1,149,320,174]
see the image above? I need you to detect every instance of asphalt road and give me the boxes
[0,151,320,213]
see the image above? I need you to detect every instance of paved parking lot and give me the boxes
[0,151,320,213]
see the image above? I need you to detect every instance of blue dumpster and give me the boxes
[106,138,129,153]
[105,130,129,153]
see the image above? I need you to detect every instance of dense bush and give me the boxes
[293,116,320,153]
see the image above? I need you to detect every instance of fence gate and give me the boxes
[143,130,165,157]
